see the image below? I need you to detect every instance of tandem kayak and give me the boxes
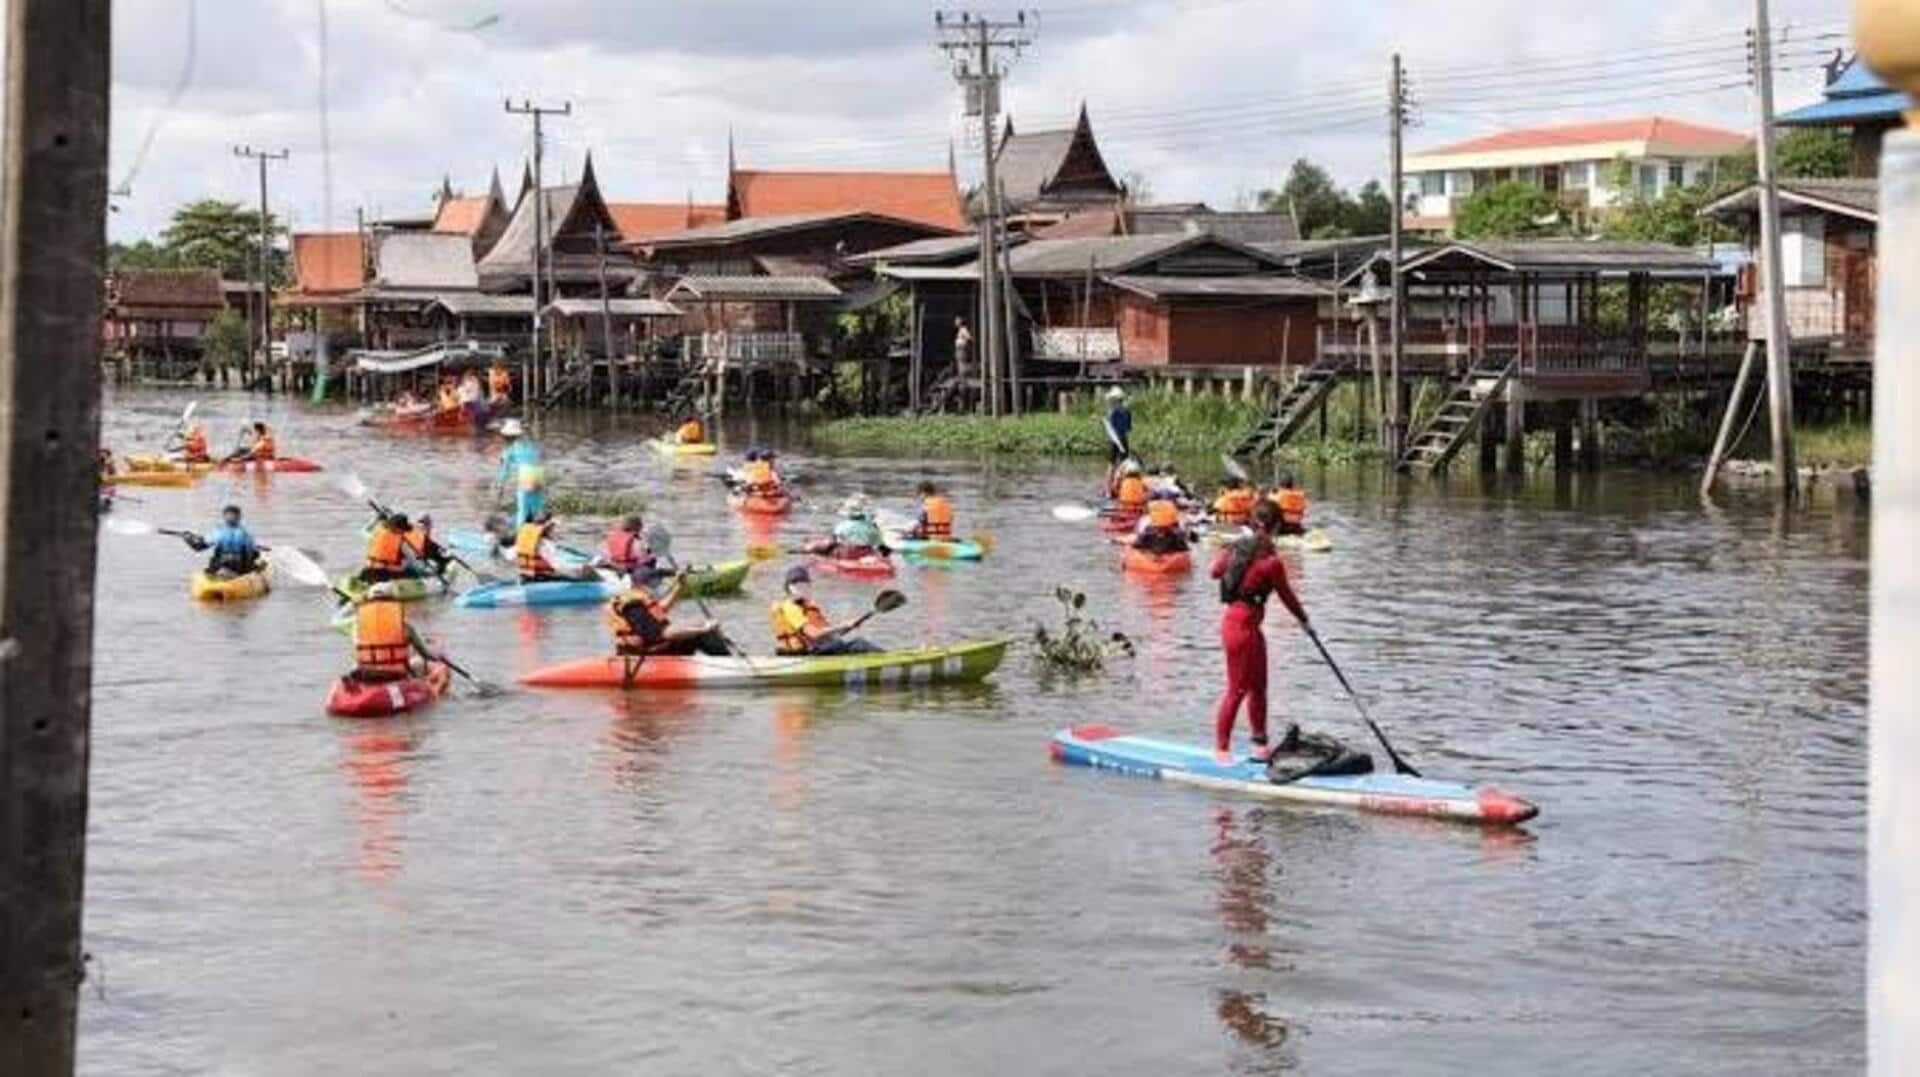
[884,533,986,561]
[1049,725,1538,826]
[191,566,270,602]
[455,559,751,609]
[810,552,896,580]
[650,437,718,458]
[334,573,450,603]
[1121,547,1192,575]
[730,490,793,516]
[324,663,452,718]
[521,638,1010,691]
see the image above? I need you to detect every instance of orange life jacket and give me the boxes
[252,431,276,460]
[771,597,828,655]
[354,600,412,676]
[676,419,704,444]
[182,428,209,461]
[1213,488,1256,525]
[1116,476,1148,510]
[607,590,669,653]
[603,526,646,570]
[365,526,407,572]
[1147,499,1180,529]
[1272,488,1308,526]
[515,522,554,576]
[405,525,432,558]
[921,496,953,538]
[744,460,775,489]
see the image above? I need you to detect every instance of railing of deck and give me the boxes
[688,331,807,367]
[1031,327,1121,363]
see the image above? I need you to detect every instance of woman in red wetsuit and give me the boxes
[1208,500,1309,765]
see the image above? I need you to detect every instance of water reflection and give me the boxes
[334,719,425,886]
[1211,807,1298,1070]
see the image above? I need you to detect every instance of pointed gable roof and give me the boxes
[432,167,512,259]
[478,154,634,285]
[607,201,728,244]
[726,164,966,231]
[289,232,366,295]
[992,104,1123,212]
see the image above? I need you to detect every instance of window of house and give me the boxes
[1420,172,1445,197]
[1565,161,1590,190]
[1668,160,1687,189]
[1637,164,1660,196]
[1450,170,1474,196]
[1782,214,1826,287]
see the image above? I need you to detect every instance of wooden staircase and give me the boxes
[1396,358,1518,472]
[536,367,592,411]
[1231,359,1345,458]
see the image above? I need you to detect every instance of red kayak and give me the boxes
[1121,547,1193,576]
[215,456,325,474]
[325,663,452,718]
[731,490,793,516]
[811,552,896,580]
[1100,510,1142,534]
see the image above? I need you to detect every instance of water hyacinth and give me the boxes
[1033,587,1133,675]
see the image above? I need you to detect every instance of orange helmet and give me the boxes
[1147,499,1179,529]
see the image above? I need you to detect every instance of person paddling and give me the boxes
[807,495,888,561]
[226,421,276,464]
[673,412,706,446]
[1128,498,1191,555]
[1212,475,1257,528]
[514,510,590,583]
[181,504,263,577]
[487,362,513,406]
[348,593,438,684]
[496,419,544,527]
[1270,471,1308,537]
[173,422,211,463]
[903,481,954,541]
[1209,500,1309,766]
[600,513,661,583]
[740,448,783,495]
[360,512,424,583]
[405,513,453,578]
[770,566,879,655]
[1112,460,1149,516]
[608,573,729,657]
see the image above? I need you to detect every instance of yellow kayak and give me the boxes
[104,469,197,488]
[190,566,271,602]
[649,437,717,458]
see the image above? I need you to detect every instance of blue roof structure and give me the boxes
[1778,57,1913,127]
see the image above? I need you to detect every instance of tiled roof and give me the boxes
[1416,116,1748,158]
[730,169,966,230]
[607,202,727,243]
[842,233,996,266]
[432,196,492,236]
[111,268,224,310]
[291,232,366,294]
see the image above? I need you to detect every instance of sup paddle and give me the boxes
[1298,623,1420,777]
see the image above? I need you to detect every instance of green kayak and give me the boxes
[333,573,450,602]
[521,638,1011,690]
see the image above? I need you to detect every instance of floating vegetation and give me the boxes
[1033,587,1133,676]
[543,488,648,516]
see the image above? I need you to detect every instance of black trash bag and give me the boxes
[1266,730,1374,785]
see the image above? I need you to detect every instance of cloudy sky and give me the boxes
[108,0,1850,240]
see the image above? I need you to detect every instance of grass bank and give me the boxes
[814,389,1384,465]
[1786,420,1871,469]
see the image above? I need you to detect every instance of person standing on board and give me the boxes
[496,419,544,527]
[1104,387,1133,464]
[953,316,974,386]
[1209,500,1309,766]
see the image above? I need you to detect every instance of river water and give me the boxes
[81,388,1867,1075]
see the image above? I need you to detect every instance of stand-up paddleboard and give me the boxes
[1049,724,1537,826]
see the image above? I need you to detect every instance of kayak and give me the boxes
[1121,547,1192,575]
[1205,527,1333,553]
[362,407,484,434]
[884,533,986,561]
[650,437,717,457]
[190,566,270,602]
[521,638,1010,691]
[1049,725,1538,826]
[325,663,453,718]
[455,559,751,609]
[730,490,793,515]
[125,453,324,475]
[215,456,324,474]
[446,529,591,570]
[1100,510,1142,534]
[104,469,197,488]
[811,552,895,580]
[334,573,449,603]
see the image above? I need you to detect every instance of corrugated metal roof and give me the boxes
[1700,177,1879,221]
[373,232,479,290]
[642,210,955,250]
[1411,240,1717,274]
[1777,59,1913,126]
[666,275,843,301]
[1105,274,1329,300]
[543,297,681,317]
[425,293,536,316]
[111,268,225,309]
[844,233,998,266]
[1007,232,1283,276]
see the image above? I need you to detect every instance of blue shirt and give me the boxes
[1107,404,1132,440]
[207,523,256,557]
[498,440,541,485]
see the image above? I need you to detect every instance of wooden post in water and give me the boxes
[0,1,110,1071]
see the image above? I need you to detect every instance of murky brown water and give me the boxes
[82,387,1867,1075]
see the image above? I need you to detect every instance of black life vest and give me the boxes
[1219,535,1271,606]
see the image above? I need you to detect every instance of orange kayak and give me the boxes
[730,490,793,516]
[1121,547,1192,576]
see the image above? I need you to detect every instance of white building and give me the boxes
[1403,116,1750,234]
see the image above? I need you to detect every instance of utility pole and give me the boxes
[595,219,615,409]
[233,145,288,388]
[1386,53,1407,462]
[1748,1,1796,495]
[936,10,1034,417]
[1,1,111,1072]
[505,98,570,403]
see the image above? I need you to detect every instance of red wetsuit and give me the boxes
[1209,540,1308,752]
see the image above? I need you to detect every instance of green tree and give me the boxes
[1341,180,1393,235]
[159,199,285,282]
[1776,128,1849,179]
[1257,159,1349,238]
[1604,184,1716,246]
[107,239,183,273]
[202,308,250,369]
[1454,181,1564,239]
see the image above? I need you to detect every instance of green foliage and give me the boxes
[108,239,184,272]
[817,389,1268,457]
[1776,128,1850,179]
[1604,183,1717,247]
[544,488,647,516]
[1454,181,1565,239]
[202,309,249,368]
[1257,159,1391,239]
[154,199,287,282]
[1787,420,1871,468]
[1033,588,1132,675]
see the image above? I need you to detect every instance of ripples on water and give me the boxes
[82,390,1865,1074]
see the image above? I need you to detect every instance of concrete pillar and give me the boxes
[1503,379,1527,474]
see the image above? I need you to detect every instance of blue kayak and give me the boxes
[884,533,986,562]
[1049,725,1537,826]
[447,529,592,570]
[455,577,622,609]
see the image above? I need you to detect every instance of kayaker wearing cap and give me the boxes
[1113,460,1149,516]
[405,514,452,577]
[361,512,423,583]
[1269,471,1308,536]
[673,413,706,446]
[902,481,953,541]
[806,495,887,560]
[600,514,661,583]
[487,362,513,405]
[1103,386,1133,464]
[770,566,879,656]
[1212,476,1257,528]
[740,448,783,495]
[1128,497,1191,555]
[607,574,729,657]
[1210,500,1310,766]
[496,419,545,527]
[1147,463,1192,504]
[181,504,262,577]
[350,594,437,684]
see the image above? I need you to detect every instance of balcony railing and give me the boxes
[1031,326,1121,363]
[687,331,807,368]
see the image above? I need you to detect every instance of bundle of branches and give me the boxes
[1033,588,1133,675]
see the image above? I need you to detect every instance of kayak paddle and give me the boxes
[1221,453,1251,484]
[101,516,195,540]
[1298,622,1420,777]
[267,546,333,589]
[434,651,503,698]
[827,588,908,639]
[650,525,756,669]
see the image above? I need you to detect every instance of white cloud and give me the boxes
[108,0,1852,241]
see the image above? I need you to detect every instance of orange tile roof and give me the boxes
[607,202,729,243]
[432,196,491,236]
[1419,116,1749,157]
[731,170,966,231]
[291,232,365,294]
